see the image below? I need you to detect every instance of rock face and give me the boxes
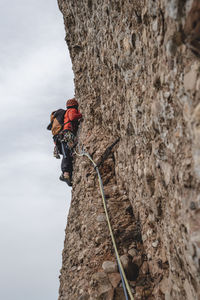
[57,0,200,299]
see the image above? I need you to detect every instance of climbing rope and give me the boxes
[75,145,134,300]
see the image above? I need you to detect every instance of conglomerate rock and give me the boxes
[57,0,200,299]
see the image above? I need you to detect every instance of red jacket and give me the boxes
[63,108,82,133]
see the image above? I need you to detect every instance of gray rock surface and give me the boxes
[58,0,200,299]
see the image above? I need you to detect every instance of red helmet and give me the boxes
[66,98,78,108]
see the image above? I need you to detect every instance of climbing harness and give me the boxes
[61,130,76,149]
[75,145,134,300]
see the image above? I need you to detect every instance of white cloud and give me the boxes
[0,44,73,119]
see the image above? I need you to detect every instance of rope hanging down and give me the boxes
[75,145,134,300]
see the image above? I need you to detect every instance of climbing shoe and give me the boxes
[59,172,72,186]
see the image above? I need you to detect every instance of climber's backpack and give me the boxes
[47,109,66,136]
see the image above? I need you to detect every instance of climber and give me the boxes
[47,98,82,186]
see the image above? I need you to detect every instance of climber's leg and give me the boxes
[59,142,73,185]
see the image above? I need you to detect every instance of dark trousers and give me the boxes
[60,141,73,176]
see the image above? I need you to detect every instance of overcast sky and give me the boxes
[0,1,73,299]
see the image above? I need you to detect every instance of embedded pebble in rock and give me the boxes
[140,261,149,275]
[184,64,198,91]
[106,288,114,300]
[91,272,112,295]
[58,0,200,299]
[128,248,137,257]
[152,240,159,248]
[120,255,130,270]
[133,256,143,268]
[102,261,118,273]
[108,273,121,288]
[159,277,170,295]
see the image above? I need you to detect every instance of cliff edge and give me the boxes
[58,0,200,299]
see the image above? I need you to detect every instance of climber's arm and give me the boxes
[68,109,82,121]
